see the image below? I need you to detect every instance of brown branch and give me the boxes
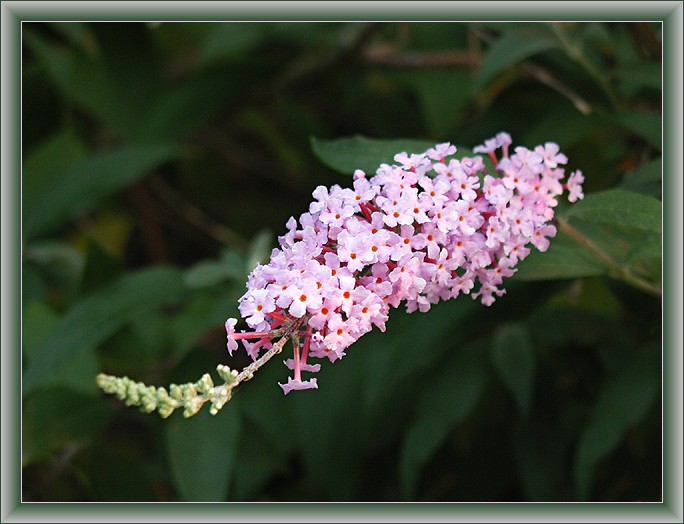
[558,217,662,299]
[361,47,481,69]
[127,181,168,263]
[521,63,593,115]
[146,175,250,253]
[625,22,662,62]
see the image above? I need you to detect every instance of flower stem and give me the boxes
[558,217,661,298]
[235,334,291,384]
[550,23,624,112]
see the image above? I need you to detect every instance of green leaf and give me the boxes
[514,232,608,281]
[22,301,60,361]
[491,323,536,417]
[551,190,662,290]
[22,267,188,396]
[23,143,177,240]
[165,404,242,501]
[230,420,289,501]
[620,157,661,197]
[21,302,99,395]
[23,301,100,395]
[516,418,571,501]
[477,28,560,89]
[184,261,242,289]
[22,387,112,466]
[399,341,487,498]
[574,341,660,500]
[184,247,248,289]
[22,127,87,190]
[361,298,479,421]
[169,291,232,359]
[197,22,268,66]
[614,62,662,97]
[246,230,274,270]
[310,135,437,175]
[69,24,164,138]
[562,189,661,235]
[611,112,662,151]
[136,69,248,141]
[22,241,85,301]
[288,356,367,500]
[527,307,634,371]
[391,69,474,136]
[74,444,159,501]
[22,29,79,100]
[79,237,125,294]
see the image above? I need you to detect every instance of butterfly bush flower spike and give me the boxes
[97,132,583,416]
[224,133,584,395]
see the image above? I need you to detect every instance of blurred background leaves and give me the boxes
[21,21,661,502]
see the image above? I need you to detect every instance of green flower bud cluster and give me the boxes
[96,364,239,418]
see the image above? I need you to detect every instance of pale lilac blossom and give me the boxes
[224,134,583,393]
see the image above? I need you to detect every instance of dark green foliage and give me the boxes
[21,22,661,502]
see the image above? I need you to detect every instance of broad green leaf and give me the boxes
[22,387,111,466]
[516,418,571,501]
[68,24,164,138]
[89,24,163,110]
[569,276,622,317]
[399,341,487,498]
[620,157,661,197]
[22,267,188,396]
[165,404,242,501]
[611,112,662,151]
[491,323,536,417]
[185,261,243,289]
[230,420,289,501]
[561,189,662,235]
[47,22,97,52]
[79,237,125,295]
[574,341,660,500]
[554,215,661,291]
[22,301,60,361]
[169,291,233,359]
[23,143,177,240]
[197,22,268,66]
[514,232,608,281]
[22,127,87,191]
[73,444,159,502]
[23,301,100,395]
[136,68,248,141]
[527,307,633,372]
[391,69,474,136]
[22,29,78,99]
[361,298,479,421]
[246,230,274,271]
[288,354,367,500]
[110,308,173,370]
[614,63,662,98]
[524,103,599,148]
[22,241,85,302]
[476,28,560,89]
[310,135,437,175]
[70,57,136,136]
[24,28,137,138]
[624,230,661,274]
[185,247,248,289]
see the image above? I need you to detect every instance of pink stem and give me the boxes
[231,331,272,340]
[301,326,312,365]
[292,337,302,381]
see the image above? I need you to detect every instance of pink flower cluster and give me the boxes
[225,133,584,394]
